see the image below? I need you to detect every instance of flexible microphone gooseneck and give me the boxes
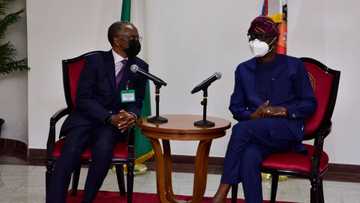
[130,65,167,86]
[191,72,222,94]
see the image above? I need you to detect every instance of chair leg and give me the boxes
[310,177,320,203]
[231,184,238,203]
[319,179,324,203]
[126,162,134,203]
[116,164,126,196]
[70,165,81,196]
[46,160,55,202]
[270,174,279,203]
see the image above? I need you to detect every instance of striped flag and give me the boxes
[261,0,288,54]
[120,0,154,166]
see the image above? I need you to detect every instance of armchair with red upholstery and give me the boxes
[46,51,135,203]
[231,57,341,203]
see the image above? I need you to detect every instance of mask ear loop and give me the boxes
[267,36,278,53]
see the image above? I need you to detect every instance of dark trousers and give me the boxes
[47,125,122,203]
[221,118,297,203]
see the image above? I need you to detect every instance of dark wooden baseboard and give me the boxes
[28,148,47,165]
[0,138,27,161]
[3,147,360,183]
[324,164,360,182]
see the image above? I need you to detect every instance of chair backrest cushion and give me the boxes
[302,59,334,137]
[63,58,86,109]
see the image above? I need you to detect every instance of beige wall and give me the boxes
[287,0,360,165]
[27,0,122,149]
[27,0,360,165]
[142,0,258,158]
[0,0,27,143]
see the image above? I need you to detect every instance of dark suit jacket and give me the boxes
[61,50,148,133]
[229,54,317,142]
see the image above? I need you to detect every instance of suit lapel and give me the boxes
[104,50,116,91]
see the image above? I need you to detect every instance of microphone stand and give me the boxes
[147,83,168,124]
[194,88,215,127]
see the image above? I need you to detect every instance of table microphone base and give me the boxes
[194,120,215,128]
[147,116,168,124]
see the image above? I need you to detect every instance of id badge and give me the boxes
[121,89,136,103]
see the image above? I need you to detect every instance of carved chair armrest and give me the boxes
[50,108,71,125]
[311,121,332,177]
[47,108,70,157]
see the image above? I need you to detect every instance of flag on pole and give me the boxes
[261,0,288,54]
[120,0,154,165]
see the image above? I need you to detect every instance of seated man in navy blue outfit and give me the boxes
[212,16,317,203]
[47,22,148,203]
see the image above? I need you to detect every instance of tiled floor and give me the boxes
[1,164,360,203]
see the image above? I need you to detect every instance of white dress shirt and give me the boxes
[112,49,127,76]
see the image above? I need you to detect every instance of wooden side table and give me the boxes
[138,114,231,203]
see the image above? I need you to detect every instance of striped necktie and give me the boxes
[115,59,127,87]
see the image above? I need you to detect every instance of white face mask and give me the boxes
[249,39,270,57]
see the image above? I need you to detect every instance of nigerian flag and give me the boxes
[121,0,154,164]
[261,0,288,54]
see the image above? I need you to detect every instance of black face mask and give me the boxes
[124,39,141,58]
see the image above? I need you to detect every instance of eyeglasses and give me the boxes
[118,34,143,42]
[247,33,274,42]
[129,35,143,41]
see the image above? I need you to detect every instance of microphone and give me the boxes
[130,65,167,86]
[191,72,222,94]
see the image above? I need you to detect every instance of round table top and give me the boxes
[138,114,231,140]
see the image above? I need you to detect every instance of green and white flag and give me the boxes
[120,0,154,165]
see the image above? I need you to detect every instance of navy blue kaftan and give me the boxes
[221,54,316,203]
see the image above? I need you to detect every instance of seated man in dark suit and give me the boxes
[47,22,148,203]
[212,16,317,203]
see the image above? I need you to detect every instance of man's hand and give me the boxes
[110,110,137,132]
[263,106,288,117]
[250,100,270,119]
[250,101,288,119]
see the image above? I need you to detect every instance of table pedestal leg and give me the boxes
[150,137,213,203]
[149,138,170,203]
[162,140,177,201]
[191,139,212,203]
[149,138,181,203]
